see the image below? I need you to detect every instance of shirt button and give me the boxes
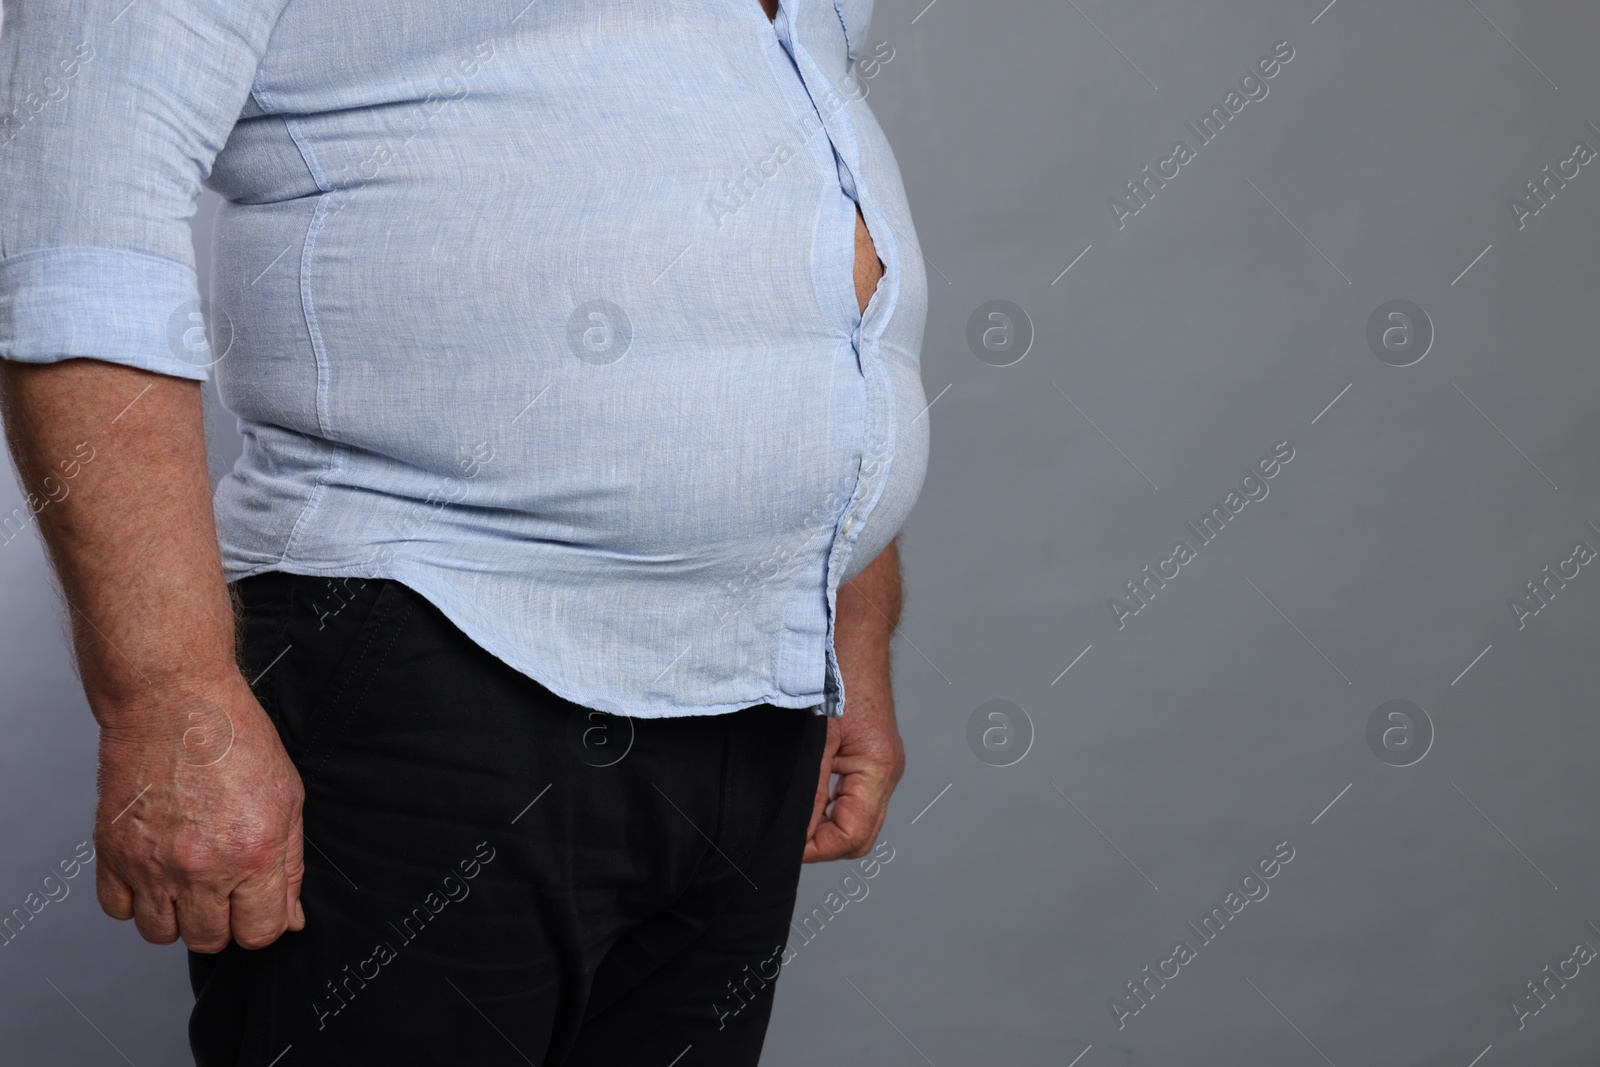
[842,516,855,535]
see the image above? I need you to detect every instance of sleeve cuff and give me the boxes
[0,245,223,382]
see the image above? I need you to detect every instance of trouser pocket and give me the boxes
[234,571,413,782]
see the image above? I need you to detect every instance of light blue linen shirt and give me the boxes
[0,0,928,718]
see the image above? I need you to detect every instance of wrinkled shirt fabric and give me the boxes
[0,0,928,718]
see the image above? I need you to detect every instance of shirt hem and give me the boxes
[227,560,832,720]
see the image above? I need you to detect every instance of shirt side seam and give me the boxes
[246,76,342,565]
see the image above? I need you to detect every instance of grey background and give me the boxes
[5,0,1600,1062]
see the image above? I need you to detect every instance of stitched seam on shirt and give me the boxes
[269,112,337,442]
[830,0,856,59]
[279,440,346,566]
[788,36,901,336]
[245,2,298,116]
[791,46,901,516]
[272,116,342,563]
[759,0,869,712]
[296,192,335,438]
[849,344,898,535]
[791,40,895,323]
[236,75,343,565]
[0,244,195,273]
[245,31,334,424]
[787,34,903,718]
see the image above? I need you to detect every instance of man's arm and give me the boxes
[0,358,304,951]
[804,536,906,862]
[804,199,903,862]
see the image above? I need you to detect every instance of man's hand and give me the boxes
[803,691,905,862]
[1,358,303,952]
[804,539,905,862]
[94,674,306,952]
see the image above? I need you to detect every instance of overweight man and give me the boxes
[0,0,929,1062]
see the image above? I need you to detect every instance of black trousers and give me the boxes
[190,571,828,1066]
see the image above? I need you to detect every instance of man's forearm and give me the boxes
[0,359,240,718]
[4,357,307,952]
[805,538,905,861]
[835,536,902,708]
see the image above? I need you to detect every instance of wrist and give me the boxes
[86,663,252,735]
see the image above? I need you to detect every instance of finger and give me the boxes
[804,769,890,862]
[230,859,292,950]
[284,810,306,932]
[804,813,864,863]
[804,767,830,848]
[130,887,180,945]
[95,863,135,921]
[803,721,842,861]
[804,792,872,862]
[174,887,234,954]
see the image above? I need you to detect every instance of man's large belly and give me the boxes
[214,170,879,567]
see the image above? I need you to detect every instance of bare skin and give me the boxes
[0,360,305,953]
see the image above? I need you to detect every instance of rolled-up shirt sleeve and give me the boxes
[0,0,287,380]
